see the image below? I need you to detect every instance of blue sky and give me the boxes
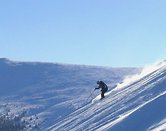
[1,0,166,67]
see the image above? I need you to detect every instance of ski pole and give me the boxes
[90,89,95,99]
[86,89,95,102]
[86,94,91,102]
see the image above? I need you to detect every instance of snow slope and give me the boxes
[44,61,166,131]
[0,58,140,130]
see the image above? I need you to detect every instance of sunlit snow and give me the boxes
[1,58,166,131]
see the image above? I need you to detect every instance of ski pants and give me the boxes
[101,88,108,98]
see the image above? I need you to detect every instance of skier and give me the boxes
[95,80,108,99]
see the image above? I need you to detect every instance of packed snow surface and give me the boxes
[2,58,166,131]
[0,58,140,130]
[43,61,166,131]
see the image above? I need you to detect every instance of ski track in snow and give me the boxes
[0,58,141,131]
[45,61,166,131]
[2,58,166,131]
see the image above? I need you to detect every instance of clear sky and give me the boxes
[1,0,166,67]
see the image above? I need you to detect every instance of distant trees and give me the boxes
[0,104,47,131]
[0,108,27,131]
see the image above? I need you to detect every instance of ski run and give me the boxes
[1,58,166,130]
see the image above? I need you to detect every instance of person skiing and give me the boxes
[95,80,108,99]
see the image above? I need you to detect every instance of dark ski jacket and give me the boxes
[96,81,108,92]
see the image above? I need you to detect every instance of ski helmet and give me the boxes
[97,80,100,84]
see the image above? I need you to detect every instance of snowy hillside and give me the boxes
[43,61,166,131]
[0,58,140,130]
